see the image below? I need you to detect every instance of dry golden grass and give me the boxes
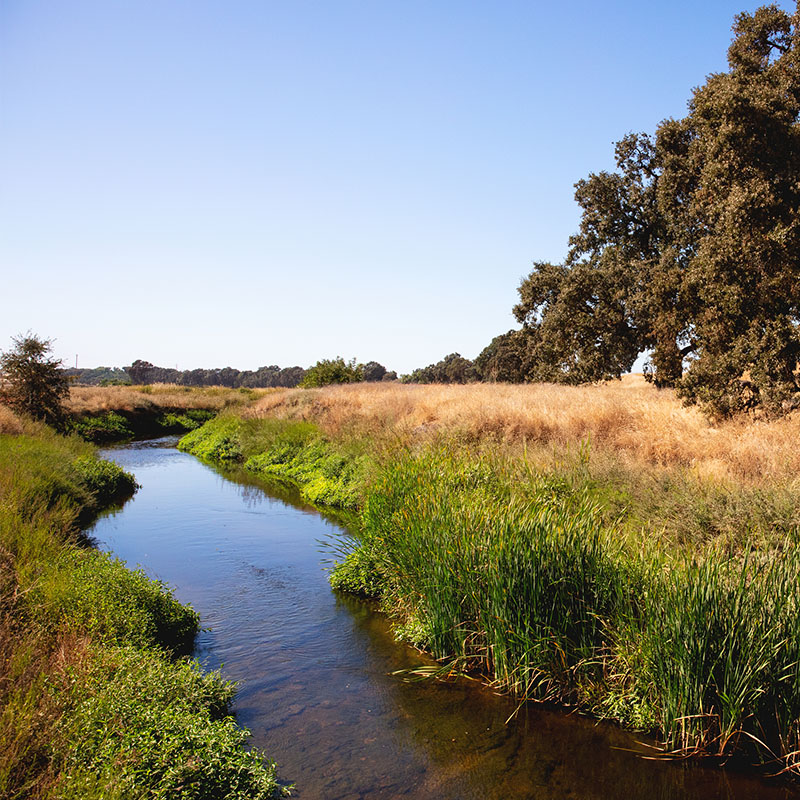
[0,406,23,435]
[247,375,800,483]
[66,384,271,415]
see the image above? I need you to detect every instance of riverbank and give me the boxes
[0,417,287,799]
[63,384,272,442]
[178,380,800,778]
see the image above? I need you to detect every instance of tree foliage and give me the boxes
[474,331,528,382]
[300,357,364,388]
[124,360,306,388]
[512,3,800,416]
[402,353,479,384]
[0,333,70,428]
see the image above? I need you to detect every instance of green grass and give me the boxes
[0,421,287,799]
[181,413,800,774]
[345,447,800,768]
[51,645,283,800]
[69,411,134,443]
[35,550,199,656]
[179,415,370,510]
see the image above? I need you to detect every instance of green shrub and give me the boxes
[328,546,384,597]
[72,455,138,506]
[158,409,215,432]
[71,412,134,443]
[37,550,199,655]
[53,644,288,799]
[178,416,244,462]
[181,417,368,510]
[299,357,363,388]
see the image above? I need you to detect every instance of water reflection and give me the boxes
[90,439,797,800]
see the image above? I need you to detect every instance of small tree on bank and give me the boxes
[0,333,70,428]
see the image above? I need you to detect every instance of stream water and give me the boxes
[88,437,796,800]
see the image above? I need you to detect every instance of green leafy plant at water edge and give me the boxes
[159,409,215,432]
[52,644,288,800]
[37,549,199,656]
[70,412,134,443]
[0,426,287,799]
[72,455,138,506]
[180,416,369,510]
[328,546,385,598]
[178,416,244,462]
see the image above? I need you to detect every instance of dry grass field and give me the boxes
[0,405,23,435]
[247,375,800,484]
[65,384,270,415]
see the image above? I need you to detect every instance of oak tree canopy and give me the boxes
[513,3,800,416]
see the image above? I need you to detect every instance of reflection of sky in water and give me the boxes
[89,439,795,800]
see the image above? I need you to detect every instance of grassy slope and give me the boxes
[179,383,800,776]
[0,419,286,799]
[62,384,270,443]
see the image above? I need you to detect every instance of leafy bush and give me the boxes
[38,549,199,655]
[72,455,138,506]
[299,357,364,388]
[70,412,134,443]
[158,409,215,432]
[178,416,244,462]
[53,644,288,799]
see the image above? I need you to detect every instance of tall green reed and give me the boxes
[358,448,630,702]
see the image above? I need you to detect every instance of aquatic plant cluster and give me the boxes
[180,413,800,775]
[0,421,286,799]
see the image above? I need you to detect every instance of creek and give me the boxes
[89,437,795,800]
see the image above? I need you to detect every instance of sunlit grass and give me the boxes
[0,422,287,799]
[181,404,800,774]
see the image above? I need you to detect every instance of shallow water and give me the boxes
[90,438,797,799]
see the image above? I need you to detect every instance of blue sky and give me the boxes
[1,0,790,374]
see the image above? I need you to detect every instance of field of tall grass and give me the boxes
[247,376,800,481]
[0,419,286,799]
[66,384,269,415]
[179,378,800,776]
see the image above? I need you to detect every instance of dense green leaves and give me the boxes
[510,3,800,416]
[401,352,478,384]
[300,357,365,387]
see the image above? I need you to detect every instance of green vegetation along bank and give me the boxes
[68,407,215,443]
[1,420,287,799]
[180,413,800,778]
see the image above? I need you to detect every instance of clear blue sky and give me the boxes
[1,0,790,374]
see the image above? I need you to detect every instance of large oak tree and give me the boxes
[513,3,800,416]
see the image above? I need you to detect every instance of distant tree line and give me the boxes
[63,367,132,386]
[124,360,307,388]
[398,340,527,385]
[117,358,397,389]
[401,353,479,384]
